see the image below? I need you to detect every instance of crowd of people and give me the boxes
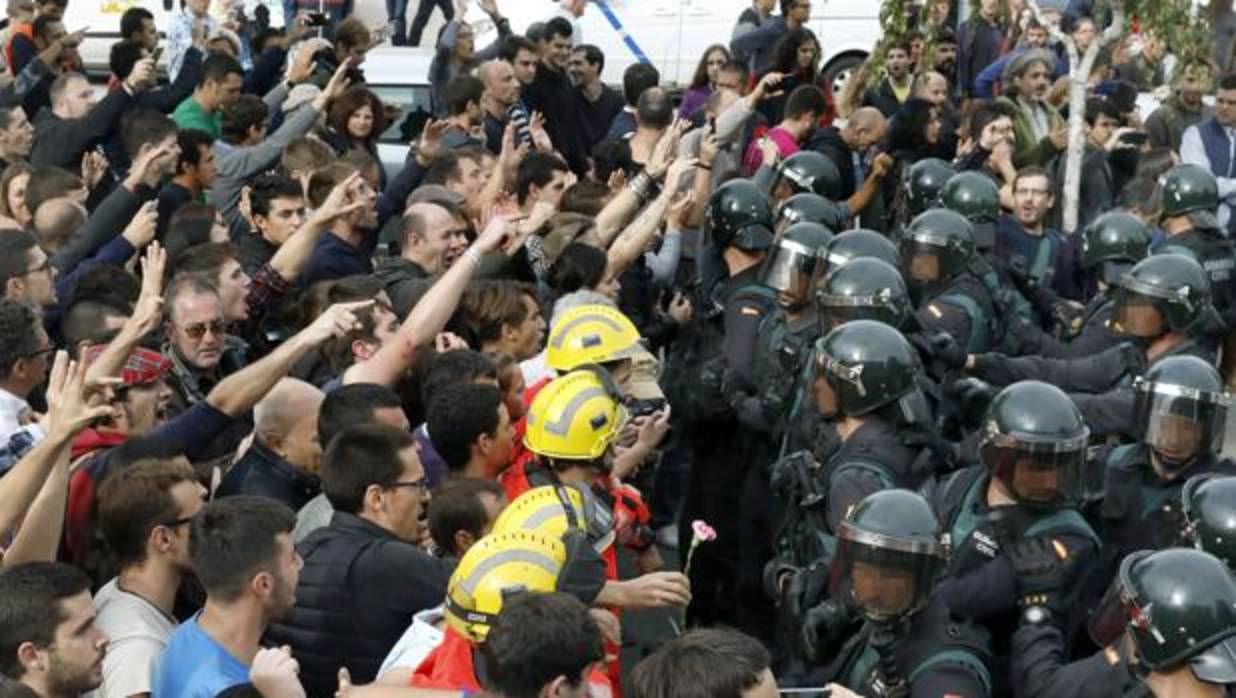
[0,0,1236,696]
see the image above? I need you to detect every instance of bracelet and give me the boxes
[627,172,651,199]
[463,247,483,270]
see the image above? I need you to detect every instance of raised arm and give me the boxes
[85,243,166,386]
[268,173,367,282]
[345,216,514,387]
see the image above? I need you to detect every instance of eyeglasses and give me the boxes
[21,258,49,276]
[176,320,226,341]
[22,346,55,361]
[384,476,429,494]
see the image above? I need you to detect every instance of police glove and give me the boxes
[1007,536,1070,615]
[945,377,996,427]
[801,598,854,664]
[1051,300,1086,337]
[1119,341,1149,376]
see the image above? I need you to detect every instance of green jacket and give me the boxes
[996,95,1064,168]
[172,96,222,140]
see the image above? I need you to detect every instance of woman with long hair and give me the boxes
[759,29,835,126]
[0,162,31,228]
[679,45,731,120]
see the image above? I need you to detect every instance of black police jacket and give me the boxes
[1011,621,1134,698]
[266,512,451,696]
[824,418,938,534]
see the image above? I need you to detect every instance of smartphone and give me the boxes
[708,117,716,136]
[306,12,328,27]
[1119,132,1149,146]
[150,46,163,63]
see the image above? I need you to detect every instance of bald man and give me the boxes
[914,71,951,109]
[32,197,87,252]
[216,377,325,510]
[376,201,469,316]
[479,59,533,155]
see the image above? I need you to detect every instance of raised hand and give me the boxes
[309,172,367,225]
[45,353,115,438]
[302,300,374,345]
[121,201,159,248]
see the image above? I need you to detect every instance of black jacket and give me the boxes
[522,63,590,174]
[31,86,132,170]
[807,126,859,199]
[215,440,320,512]
[267,512,451,697]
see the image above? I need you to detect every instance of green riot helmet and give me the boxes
[899,209,976,288]
[941,171,1001,223]
[706,179,775,252]
[830,488,948,622]
[775,193,847,233]
[1159,164,1220,230]
[810,320,919,418]
[979,381,1089,509]
[903,158,957,216]
[759,222,834,308]
[772,151,843,201]
[1182,475,1236,571]
[1088,548,1236,684]
[822,229,900,273]
[1111,254,1212,338]
[815,258,912,331]
[1133,355,1230,471]
[1083,211,1151,286]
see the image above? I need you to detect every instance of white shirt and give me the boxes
[0,386,42,449]
[378,606,447,678]
[85,579,177,698]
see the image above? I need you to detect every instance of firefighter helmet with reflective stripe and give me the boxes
[493,484,616,553]
[545,304,642,372]
[445,531,567,642]
[524,368,627,461]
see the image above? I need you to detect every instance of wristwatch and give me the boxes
[1022,605,1053,627]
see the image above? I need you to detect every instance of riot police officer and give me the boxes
[1157,164,1236,326]
[942,170,1001,254]
[740,222,835,434]
[820,229,901,279]
[815,257,913,332]
[1182,474,1236,570]
[1015,548,1236,698]
[771,150,844,203]
[967,254,1222,438]
[820,489,993,697]
[924,381,1100,693]
[1085,355,1236,596]
[900,208,1000,353]
[776,192,847,233]
[675,178,781,637]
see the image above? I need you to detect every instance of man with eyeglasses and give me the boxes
[267,423,450,696]
[0,229,56,308]
[162,275,247,411]
[91,457,205,698]
[996,166,1085,324]
[0,300,52,456]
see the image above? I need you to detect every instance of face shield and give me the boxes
[981,429,1088,509]
[808,350,840,417]
[1111,274,1191,337]
[899,235,945,287]
[1134,378,1229,469]
[760,238,824,306]
[828,522,946,622]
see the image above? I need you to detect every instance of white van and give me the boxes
[434,0,880,92]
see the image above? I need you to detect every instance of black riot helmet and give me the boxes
[1133,355,1230,472]
[706,179,775,252]
[941,171,1001,223]
[903,158,957,216]
[899,208,976,288]
[1083,211,1151,286]
[979,381,1089,509]
[829,489,948,623]
[1183,475,1236,572]
[822,229,900,272]
[1111,254,1212,338]
[810,320,919,418]
[760,222,834,308]
[1088,548,1236,684]
[772,151,843,201]
[776,192,847,233]
[815,257,912,331]
[1159,164,1221,230]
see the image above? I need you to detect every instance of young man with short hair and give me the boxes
[0,562,109,698]
[94,457,205,698]
[522,17,589,174]
[172,52,244,140]
[428,382,514,480]
[153,496,301,698]
[157,128,216,239]
[569,44,622,151]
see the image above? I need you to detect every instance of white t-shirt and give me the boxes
[85,578,177,698]
[378,606,447,678]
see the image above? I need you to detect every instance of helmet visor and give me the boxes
[1111,288,1168,338]
[981,432,1087,508]
[828,523,945,622]
[899,237,943,285]
[761,238,822,299]
[817,294,906,331]
[1134,380,1230,465]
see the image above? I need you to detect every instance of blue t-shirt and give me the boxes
[152,613,249,698]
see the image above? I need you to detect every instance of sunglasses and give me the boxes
[177,320,226,341]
